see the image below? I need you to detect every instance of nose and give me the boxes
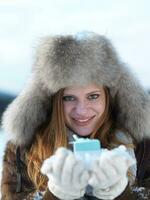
[74,101,89,115]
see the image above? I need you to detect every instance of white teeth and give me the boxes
[75,118,91,122]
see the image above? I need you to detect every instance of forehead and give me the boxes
[63,84,104,94]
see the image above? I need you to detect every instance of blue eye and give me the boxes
[63,96,75,101]
[88,94,100,100]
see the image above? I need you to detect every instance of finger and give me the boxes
[94,158,119,184]
[90,156,123,188]
[101,160,117,178]
[107,156,135,175]
[88,173,100,187]
[105,177,127,199]
[80,170,90,187]
[91,159,107,181]
[61,152,77,185]
[109,176,128,197]
[52,148,69,178]
[55,147,70,156]
[100,153,133,176]
[71,160,89,188]
[106,147,136,170]
[126,157,136,168]
[41,155,55,175]
[72,161,86,187]
[94,176,128,199]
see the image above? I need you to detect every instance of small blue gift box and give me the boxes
[72,135,101,153]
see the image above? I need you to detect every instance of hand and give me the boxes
[88,146,136,199]
[93,176,128,200]
[41,147,89,200]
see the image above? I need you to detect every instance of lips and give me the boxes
[72,116,95,126]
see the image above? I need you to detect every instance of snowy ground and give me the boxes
[0,129,7,198]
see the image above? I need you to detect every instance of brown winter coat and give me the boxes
[1,139,150,200]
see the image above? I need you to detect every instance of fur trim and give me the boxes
[2,32,150,145]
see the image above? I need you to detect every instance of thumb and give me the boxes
[126,157,136,168]
[80,170,90,187]
[88,173,100,187]
[41,155,55,175]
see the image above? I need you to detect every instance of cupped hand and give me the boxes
[41,147,89,199]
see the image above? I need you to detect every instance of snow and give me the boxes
[0,129,7,198]
[132,186,150,199]
[74,31,96,41]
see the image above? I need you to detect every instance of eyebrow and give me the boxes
[86,90,101,95]
[63,90,101,96]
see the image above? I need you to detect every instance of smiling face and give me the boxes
[63,84,106,137]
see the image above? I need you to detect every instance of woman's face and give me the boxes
[63,84,106,137]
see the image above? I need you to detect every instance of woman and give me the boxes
[1,32,150,200]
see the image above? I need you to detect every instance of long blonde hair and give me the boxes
[26,87,131,190]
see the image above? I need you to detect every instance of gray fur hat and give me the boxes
[2,32,150,145]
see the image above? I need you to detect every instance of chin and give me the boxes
[75,130,92,137]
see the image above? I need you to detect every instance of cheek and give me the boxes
[63,103,72,121]
[94,101,106,116]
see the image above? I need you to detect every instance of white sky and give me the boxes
[0,0,150,94]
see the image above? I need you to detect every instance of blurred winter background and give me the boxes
[0,0,150,196]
